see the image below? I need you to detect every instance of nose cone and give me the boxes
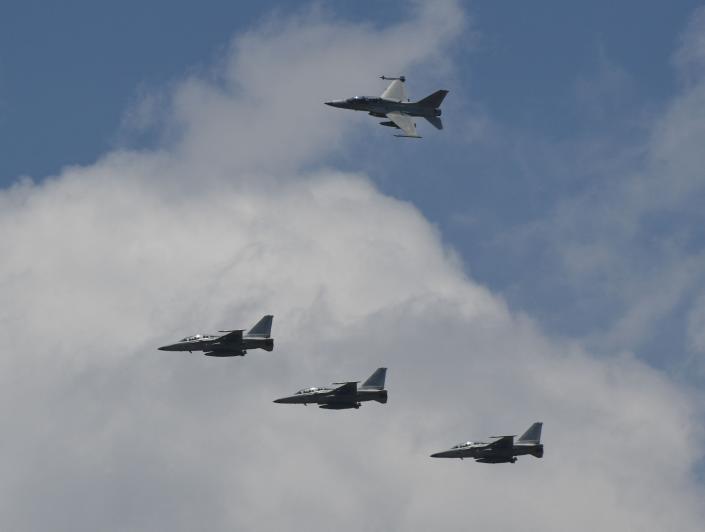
[324,100,346,108]
[273,396,296,404]
[158,344,176,351]
[430,449,453,458]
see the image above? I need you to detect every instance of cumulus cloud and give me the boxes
[1,2,704,531]
[119,0,466,181]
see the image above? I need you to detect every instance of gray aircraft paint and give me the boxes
[430,422,544,464]
[158,315,274,357]
[274,368,388,410]
[325,76,448,138]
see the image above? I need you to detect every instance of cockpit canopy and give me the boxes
[347,96,370,103]
[451,442,473,449]
[296,387,320,395]
[180,334,203,342]
[295,386,332,395]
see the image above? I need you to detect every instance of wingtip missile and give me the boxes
[380,75,406,82]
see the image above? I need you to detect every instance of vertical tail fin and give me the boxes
[361,368,387,389]
[415,89,448,108]
[518,422,542,443]
[247,315,273,338]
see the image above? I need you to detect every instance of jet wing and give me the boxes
[386,112,420,138]
[486,435,515,450]
[331,382,358,396]
[216,329,244,343]
[381,79,406,102]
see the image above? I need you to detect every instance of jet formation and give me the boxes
[158,77,545,465]
[158,315,273,357]
[430,422,544,464]
[325,76,448,138]
[274,368,388,409]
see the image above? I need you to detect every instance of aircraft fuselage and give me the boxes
[273,388,387,409]
[325,97,442,118]
[430,442,543,463]
[158,336,273,355]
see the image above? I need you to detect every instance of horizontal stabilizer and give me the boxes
[424,116,443,130]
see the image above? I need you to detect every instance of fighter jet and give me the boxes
[325,76,448,138]
[158,315,273,357]
[274,368,388,409]
[430,422,544,464]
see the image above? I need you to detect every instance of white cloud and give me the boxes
[122,0,466,180]
[1,2,704,531]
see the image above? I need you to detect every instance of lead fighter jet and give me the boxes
[158,315,273,357]
[274,368,388,409]
[430,422,544,464]
[325,76,448,138]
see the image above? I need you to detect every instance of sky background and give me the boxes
[2,1,705,530]
[3,0,705,366]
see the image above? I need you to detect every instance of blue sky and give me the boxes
[0,1,698,333]
[2,2,705,530]
[2,0,704,384]
[2,1,698,182]
[0,3,683,172]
